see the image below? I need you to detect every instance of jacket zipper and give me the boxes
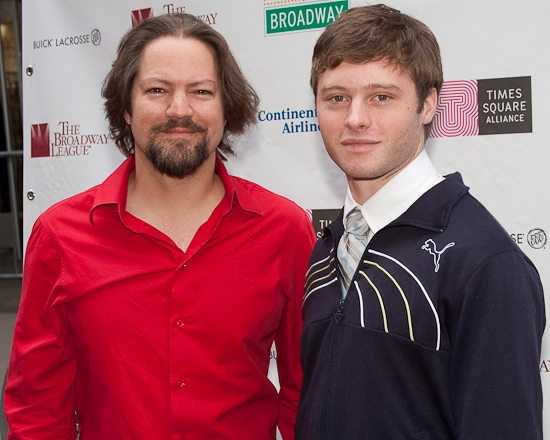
[320,298,346,439]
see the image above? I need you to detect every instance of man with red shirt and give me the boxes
[5,13,315,439]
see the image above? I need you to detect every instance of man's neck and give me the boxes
[343,149,444,236]
[348,166,406,206]
[348,147,425,205]
[126,152,225,251]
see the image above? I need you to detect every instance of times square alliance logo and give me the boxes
[430,76,532,137]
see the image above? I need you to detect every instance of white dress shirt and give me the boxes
[342,149,444,241]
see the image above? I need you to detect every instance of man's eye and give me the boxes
[331,95,345,103]
[376,95,389,102]
[148,88,164,94]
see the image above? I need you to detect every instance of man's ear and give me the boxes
[421,88,438,125]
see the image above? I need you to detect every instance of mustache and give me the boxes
[151,118,207,133]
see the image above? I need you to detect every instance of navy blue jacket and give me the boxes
[296,173,545,440]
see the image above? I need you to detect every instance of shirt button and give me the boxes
[176,320,185,328]
[177,378,186,387]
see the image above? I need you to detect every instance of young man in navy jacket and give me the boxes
[296,5,545,439]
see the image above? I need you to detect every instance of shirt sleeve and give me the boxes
[275,213,316,440]
[450,250,545,440]
[5,218,78,440]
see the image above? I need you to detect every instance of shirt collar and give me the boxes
[90,154,263,224]
[343,149,444,234]
[89,156,133,224]
[215,155,263,215]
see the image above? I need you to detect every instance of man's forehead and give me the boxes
[319,60,412,84]
[134,36,220,80]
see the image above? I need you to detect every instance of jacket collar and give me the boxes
[325,172,469,239]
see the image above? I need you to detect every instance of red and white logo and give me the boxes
[431,80,479,138]
[31,123,50,158]
[132,8,154,27]
[30,121,110,158]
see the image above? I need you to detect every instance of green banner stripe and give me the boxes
[265,1,348,35]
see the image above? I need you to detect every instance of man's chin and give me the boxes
[158,163,202,179]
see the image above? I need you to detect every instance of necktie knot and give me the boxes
[344,207,369,239]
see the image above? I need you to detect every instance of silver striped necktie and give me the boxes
[337,207,369,296]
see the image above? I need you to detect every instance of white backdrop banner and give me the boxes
[22,0,550,436]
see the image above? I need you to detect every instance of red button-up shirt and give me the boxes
[5,156,315,440]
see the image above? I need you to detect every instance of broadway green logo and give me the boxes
[265,0,349,35]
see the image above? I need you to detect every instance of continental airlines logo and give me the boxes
[431,76,532,137]
[264,0,349,35]
[132,5,219,27]
[258,107,320,134]
[31,122,109,158]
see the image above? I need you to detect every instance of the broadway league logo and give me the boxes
[31,123,50,158]
[431,76,532,138]
[131,6,217,28]
[132,8,154,27]
[163,4,186,14]
[30,121,109,158]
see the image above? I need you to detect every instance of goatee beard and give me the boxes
[145,118,211,179]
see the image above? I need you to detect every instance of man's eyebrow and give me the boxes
[366,83,403,92]
[138,77,171,86]
[318,83,403,94]
[137,77,219,89]
[187,79,219,88]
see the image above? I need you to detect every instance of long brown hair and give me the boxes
[102,13,259,158]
